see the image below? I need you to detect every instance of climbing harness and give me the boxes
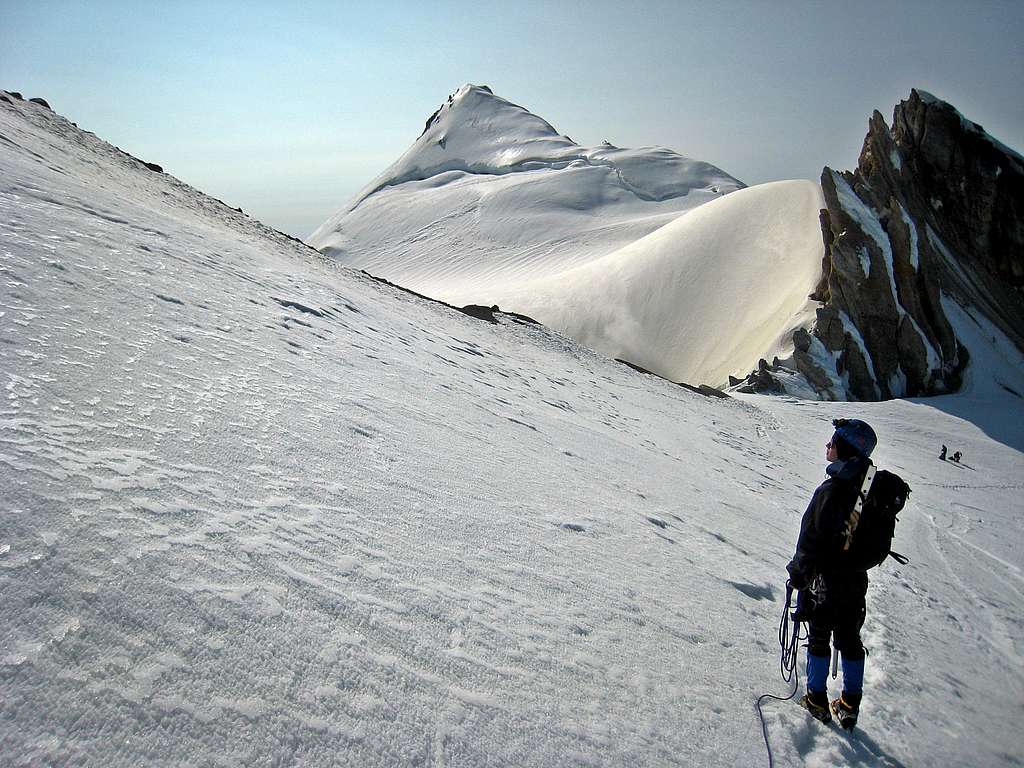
[755,581,806,768]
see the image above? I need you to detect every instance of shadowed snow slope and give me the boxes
[2,92,1023,767]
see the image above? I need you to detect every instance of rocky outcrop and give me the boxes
[730,359,785,395]
[791,90,1023,400]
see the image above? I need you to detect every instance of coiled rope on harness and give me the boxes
[755,581,806,768]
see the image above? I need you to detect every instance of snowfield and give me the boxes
[2,92,1024,767]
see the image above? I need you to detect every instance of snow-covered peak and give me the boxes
[309,85,762,386]
[420,83,569,147]
[331,84,743,215]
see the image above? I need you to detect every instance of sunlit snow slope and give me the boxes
[3,93,1024,768]
[489,179,825,386]
[310,86,829,387]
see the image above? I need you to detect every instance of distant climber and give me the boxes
[939,444,947,461]
[787,418,879,730]
[952,450,962,463]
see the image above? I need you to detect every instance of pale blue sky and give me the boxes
[3,0,1022,238]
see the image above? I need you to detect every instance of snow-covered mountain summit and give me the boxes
[310,85,824,388]
[334,83,744,214]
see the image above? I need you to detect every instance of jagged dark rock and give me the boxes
[791,89,1022,401]
[421,106,442,137]
[459,304,500,324]
[29,97,50,109]
[736,359,785,395]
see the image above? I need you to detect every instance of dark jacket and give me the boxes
[787,456,871,589]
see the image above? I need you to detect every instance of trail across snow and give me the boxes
[1,93,1023,767]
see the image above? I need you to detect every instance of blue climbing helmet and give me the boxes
[832,418,877,458]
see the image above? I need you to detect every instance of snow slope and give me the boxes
[486,179,825,387]
[310,86,827,387]
[2,93,1024,767]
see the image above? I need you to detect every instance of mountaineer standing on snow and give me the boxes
[787,418,878,729]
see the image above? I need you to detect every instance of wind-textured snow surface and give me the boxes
[2,93,1024,767]
[309,85,827,388]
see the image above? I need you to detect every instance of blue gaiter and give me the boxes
[842,658,865,694]
[807,653,830,693]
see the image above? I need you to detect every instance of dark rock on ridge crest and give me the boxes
[778,89,1022,401]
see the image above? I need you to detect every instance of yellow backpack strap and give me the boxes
[842,464,877,551]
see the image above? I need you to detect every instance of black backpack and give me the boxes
[843,469,911,570]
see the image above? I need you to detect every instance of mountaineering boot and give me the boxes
[831,692,861,730]
[799,689,832,723]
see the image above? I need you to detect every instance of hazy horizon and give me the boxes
[3,0,1022,238]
